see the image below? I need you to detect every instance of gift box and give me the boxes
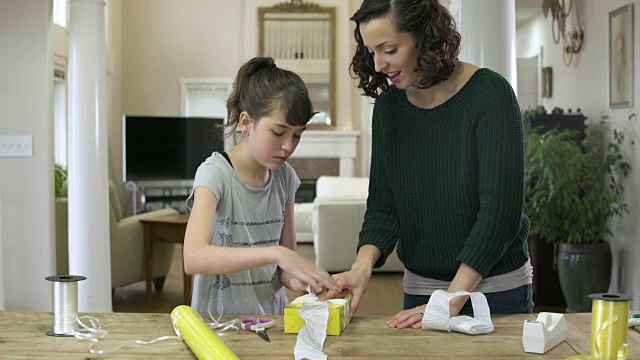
[284,294,352,336]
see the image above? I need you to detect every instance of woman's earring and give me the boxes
[242,130,248,136]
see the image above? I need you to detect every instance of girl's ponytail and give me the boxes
[223,57,313,139]
[225,57,276,132]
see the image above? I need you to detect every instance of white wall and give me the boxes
[0,0,56,311]
[516,56,539,111]
[122,0,244,117]
[517,0,640,308]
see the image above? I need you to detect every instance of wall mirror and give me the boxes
[259,0,336,128]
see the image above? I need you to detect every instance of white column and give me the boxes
[67,0,112,312]
[0,180,4,311]
[459,0,517,91]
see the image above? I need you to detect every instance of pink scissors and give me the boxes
[241,317,275,342]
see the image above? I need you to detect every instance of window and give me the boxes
[53,70,67,166]
[181,80,230,117]
[53,0,67,27]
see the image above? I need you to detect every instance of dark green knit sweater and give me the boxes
[358,68,530,281]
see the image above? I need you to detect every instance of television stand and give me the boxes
[140,185,192,214]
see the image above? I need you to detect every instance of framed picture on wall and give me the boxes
[609,3,634,108]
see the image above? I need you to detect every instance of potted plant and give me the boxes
[524,112,635,312]
[54,163,67,199]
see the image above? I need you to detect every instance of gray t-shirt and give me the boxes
[186,152,300,315]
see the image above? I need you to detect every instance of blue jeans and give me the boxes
[404,284,534,314]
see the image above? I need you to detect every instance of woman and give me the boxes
[323,0,533,328]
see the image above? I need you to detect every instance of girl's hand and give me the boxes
[386,305,426,329]
[280,271,313,294]
[276,246,338,294]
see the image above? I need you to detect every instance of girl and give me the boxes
[184,57,338,315]
[323,0,533,326]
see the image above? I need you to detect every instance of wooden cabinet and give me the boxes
[530,113,587,142]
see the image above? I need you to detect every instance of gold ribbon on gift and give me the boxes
[565,293,633,360]
[171,305,240,360]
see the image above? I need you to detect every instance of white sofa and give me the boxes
[312,176,404,272]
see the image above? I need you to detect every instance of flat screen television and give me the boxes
[123,116,224,182]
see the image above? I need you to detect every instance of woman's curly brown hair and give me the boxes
[350,0,461,98]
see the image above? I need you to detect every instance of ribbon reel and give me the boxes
[567,293,634,360]
[45,275,87,337]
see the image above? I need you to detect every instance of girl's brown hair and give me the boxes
[223,57,314,138]
[350,0,461,98]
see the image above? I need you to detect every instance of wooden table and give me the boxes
[2,311,640,359]
[140,214,192,305]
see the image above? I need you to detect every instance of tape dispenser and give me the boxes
[522,312,568,354]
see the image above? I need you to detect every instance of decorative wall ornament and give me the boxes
[542,0,584,66]
[272,0,320,11]
[609,4,634,108]
[541,67,553,98]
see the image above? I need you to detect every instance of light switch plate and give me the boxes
[0,136,33,157]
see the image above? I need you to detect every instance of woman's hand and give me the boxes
[320,266,372,317]
[276,246,338,294]
[320,245,380,316]
[386,305,426,329]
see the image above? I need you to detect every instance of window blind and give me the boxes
[185,84,228,118]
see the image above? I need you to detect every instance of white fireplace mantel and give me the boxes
[292,130,360,177]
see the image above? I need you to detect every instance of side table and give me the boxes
[140,214,192,305]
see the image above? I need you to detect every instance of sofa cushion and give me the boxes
[294,202,314,243]
[315,176,369,201]
[108,181,122,221]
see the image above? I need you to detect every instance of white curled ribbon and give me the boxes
[204,298,240,336]
[421,290,494,335]
[73,315,179,354]
[137,301,240,348]
[73,315,124,354]
[72,300,240,354]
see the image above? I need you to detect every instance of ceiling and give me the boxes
[516,0,543,25]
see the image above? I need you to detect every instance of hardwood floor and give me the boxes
[112,243,405,316]
[112,244,562,315]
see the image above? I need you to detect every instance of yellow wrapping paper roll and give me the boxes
[171,305,239,360]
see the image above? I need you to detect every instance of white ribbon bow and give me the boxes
[421,290,494,335]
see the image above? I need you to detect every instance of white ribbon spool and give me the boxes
[45,275,86,337]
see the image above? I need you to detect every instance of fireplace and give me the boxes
[288,130,359,203]
[287,158,339,203]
